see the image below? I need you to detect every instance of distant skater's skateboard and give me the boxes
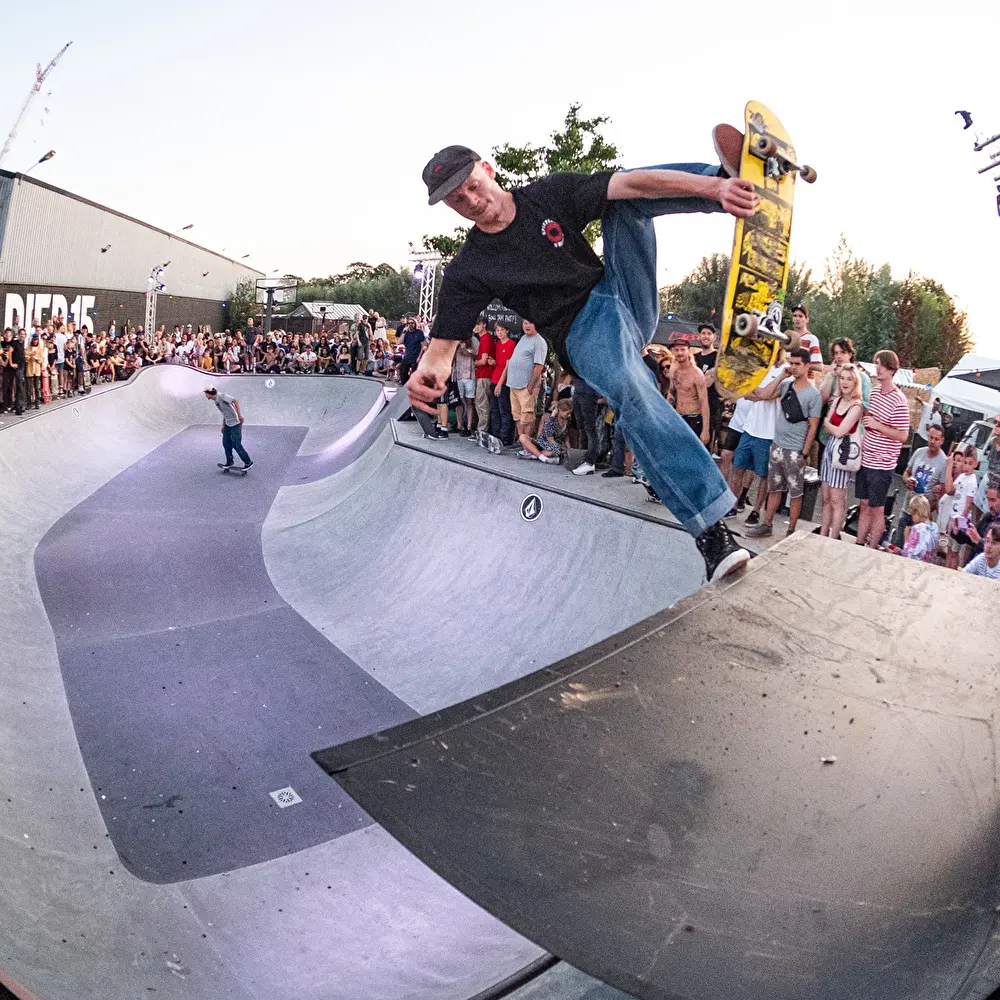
[715,101,817,400]
[219,463,249,476]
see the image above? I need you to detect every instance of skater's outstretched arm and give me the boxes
[408,338,459,416]
[607,170,757,218]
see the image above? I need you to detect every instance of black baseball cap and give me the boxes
[422,145,480,205]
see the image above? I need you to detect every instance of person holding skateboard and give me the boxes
[407,144,756,581]
[204,386,253,471]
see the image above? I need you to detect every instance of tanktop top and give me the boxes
[829,399,861,435]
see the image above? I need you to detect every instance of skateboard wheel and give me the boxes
[734,313,758,338]
[754,136,778,158]
[800,165,817,184]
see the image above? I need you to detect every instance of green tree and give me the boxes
[785,261,816,318]
[855,263,899,362]
[421,229,469,259]
[422,102,621,255]
[916,278,973,370]
[224,276,257,333]
[661,253,730,322]
[296,265,419,321]
[806,236,875,356]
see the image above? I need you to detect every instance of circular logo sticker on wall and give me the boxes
[265,378,275,388]
[520,494,543,522]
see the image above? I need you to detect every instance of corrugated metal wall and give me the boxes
[0,173,262,299]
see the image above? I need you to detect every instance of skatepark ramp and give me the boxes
[320,533,1000,1000]
[0,367,705,1000]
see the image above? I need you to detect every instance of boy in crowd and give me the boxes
[744,347,822,538]
[854,350,910,549]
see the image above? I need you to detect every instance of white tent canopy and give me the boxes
[932,353,1000,417]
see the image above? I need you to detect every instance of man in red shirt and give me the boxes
[473,318,494,441]
[489,321,516,446]
[856,350,910,548]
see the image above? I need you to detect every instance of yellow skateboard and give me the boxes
[715,102,816,400]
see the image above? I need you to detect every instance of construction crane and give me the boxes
[0,42,73,170]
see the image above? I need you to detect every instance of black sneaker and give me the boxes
[736,497,747,512]
[696,520,751,582]
[435,426,450,438]
[724,506,738,518]
[217,462,234,469]
[745,510,760,526]
[602,469,625,478]
[241,460,254,470]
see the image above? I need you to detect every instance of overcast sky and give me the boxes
[1,0,997,355]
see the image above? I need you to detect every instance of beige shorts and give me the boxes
[767,445,807,499]
[510,386,537,423]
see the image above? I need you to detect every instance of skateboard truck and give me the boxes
[751,135,817,184]
[733,300,791,345]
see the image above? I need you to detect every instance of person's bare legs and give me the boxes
[761,490,781,527]
[854,500,872,545]
[437,402,449,429]
[752,476,767,515]
[719,446,738,485]
[727,465,750,500]
[519,430,543,456]
[787,495,803,535]
[866,506,886,548]
[820,482,833,536]
[517,418,534,449]
[829,486,848,539]
[463,397,475,431]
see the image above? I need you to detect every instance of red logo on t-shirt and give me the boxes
[542,219,564,248]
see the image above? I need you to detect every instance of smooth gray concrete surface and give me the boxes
[0,366,705,1000]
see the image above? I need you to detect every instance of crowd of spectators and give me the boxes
[5,301,998,585]
[0,309,410,414]
[412,301,1000,583]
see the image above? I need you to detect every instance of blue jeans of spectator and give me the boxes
[573,381,602,466]
[222,422,251,465]
[566,161,735,536]
[489,385,514,444]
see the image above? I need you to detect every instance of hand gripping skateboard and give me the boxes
[715,101,817,400]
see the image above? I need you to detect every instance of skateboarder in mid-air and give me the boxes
[407,143,757,581]
[204,386,253,471]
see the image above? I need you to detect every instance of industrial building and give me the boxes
[0,169,262,334]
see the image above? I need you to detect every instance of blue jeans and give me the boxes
[489,385,514,444]
[566,162,735,535]
[222,422,251,465]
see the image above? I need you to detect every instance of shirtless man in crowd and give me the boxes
[668,337,710,448]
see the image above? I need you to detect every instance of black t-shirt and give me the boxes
[432,171,614,368]
[11,340,25,367]
[698,348,720,404]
